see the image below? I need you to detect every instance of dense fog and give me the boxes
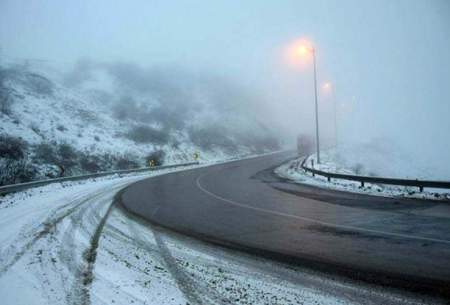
[1,0,449,178]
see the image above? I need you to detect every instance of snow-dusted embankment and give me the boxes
[276,151,450,201]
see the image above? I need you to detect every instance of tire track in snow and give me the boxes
[0,191,107,276]
[0,177,142,304]
[54,182,136,305]
[75,199,115,305]
[124,211,235,305]
[30,183,131,305]
[125,215,206,305]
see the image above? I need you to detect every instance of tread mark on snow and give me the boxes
[125,217,205,305]
[76,201,115,305]
[0,192,106,276]
[125,214,233,305]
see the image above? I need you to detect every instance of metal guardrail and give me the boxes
[0,161,199,196]
[300,158,450,192]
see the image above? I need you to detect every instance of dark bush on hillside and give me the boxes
[0,135,36,185]
[34,142,58,164]
[145,150,165,166]
[35,142,79,175]
[57,143,78,168]
[35,142,138,175]
[126,125,169,145]
[56,125,67,132]
[115,155,139,170]
[79,154,102,173]
[0,135,27,160]
[0,158,36,186]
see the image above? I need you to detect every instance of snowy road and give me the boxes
[0,160,447,305]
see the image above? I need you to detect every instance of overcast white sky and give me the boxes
[1,0,449,176]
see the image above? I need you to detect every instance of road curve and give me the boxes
[118,151,450,298]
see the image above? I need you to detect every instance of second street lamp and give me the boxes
[323,82,338,149]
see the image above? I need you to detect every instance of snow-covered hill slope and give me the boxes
[0,61,281,184]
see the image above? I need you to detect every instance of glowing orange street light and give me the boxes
[294,42,321,164]
[297,45,310,56]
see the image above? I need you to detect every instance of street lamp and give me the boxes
[296,43,321,164]
[322,82,338,149]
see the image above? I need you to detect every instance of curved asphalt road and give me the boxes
[119,151,450,298]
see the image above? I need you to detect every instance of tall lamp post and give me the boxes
[298,44,321,164]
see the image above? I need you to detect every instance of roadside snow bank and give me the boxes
[276,154,450,201]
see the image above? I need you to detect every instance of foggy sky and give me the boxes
[1,0,450,177]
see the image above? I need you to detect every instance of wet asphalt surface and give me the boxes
[119,151,450,299]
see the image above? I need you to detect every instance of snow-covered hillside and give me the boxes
[0,61,281,185]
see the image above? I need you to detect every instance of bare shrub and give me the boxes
[0,135,27,160]
[115,155,139,170]
[34,142,58,164]
[56,125,67,132]
[0,158,36,186]
[79,154,102,173]
[57,143,78,169]
[0,136,36,185]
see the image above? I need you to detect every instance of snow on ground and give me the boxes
[0,161,438,305]
[276,151,450,201]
